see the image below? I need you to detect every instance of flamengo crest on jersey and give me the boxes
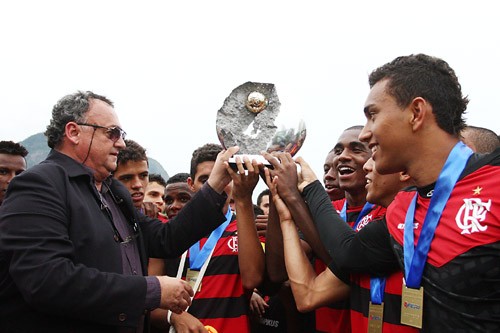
[227,235,238,252]
[456,198,491,235]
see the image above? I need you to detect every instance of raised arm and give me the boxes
[263,194,289,283]
[143,146,241,259]
[226,156,265,290]
[265,169,350,311]
[262,152,331,264]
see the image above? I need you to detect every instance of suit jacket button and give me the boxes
[118,313,127,322]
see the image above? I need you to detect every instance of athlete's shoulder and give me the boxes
[386,188,417,223]
[392,186,417,202]
[461,149,500,179]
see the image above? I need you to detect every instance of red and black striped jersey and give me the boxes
[337,201,413,333]
[183,220,251,333]
[314,199,386,333]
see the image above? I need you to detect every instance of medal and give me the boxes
[186,269,202,292]
[401,283,424,328]
[367,276,386,333]
[368,301,384,333]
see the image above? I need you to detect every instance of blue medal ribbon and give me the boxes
[340,200,385,304]
[340,201,375,230]
[189,208,233,270]
[370,277,387,305]
[404,142,473,288]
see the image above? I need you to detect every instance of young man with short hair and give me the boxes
[144,173,167,220]
[313,126,386,333]
[0,141,28,206]
[168,143,262,333]
[323,148,345,202]
[298,54,500,332]
[113,139,150,210]
[163,172,193,220]
[256,189,270,216]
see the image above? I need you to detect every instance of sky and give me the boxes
[1,0,499,200]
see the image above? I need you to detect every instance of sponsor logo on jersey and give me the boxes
[258,318,280,328]
[456,198,491,234]
[398,222,419,230]
[227,236,238,252]
[355,214,373,231]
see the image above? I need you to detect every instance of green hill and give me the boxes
[20,133,169,180]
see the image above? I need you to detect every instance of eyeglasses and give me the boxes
[77,123,126,142]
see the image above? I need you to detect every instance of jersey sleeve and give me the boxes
[303,180,399,277]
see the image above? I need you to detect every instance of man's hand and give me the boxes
[157,276,194,313]
[261,152,300,200]
[141,201,159,218]
[250,291,269,317]
[225,155,261,201]
[207,146,240,194]
[295,157,318,192]
[264,168,294,225]
[170,311,208,333]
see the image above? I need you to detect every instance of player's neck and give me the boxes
[345,190,367,208]
[409,137,460,188]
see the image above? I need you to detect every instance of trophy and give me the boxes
[216,81,306,168]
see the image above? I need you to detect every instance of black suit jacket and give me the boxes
[0,150,226,332]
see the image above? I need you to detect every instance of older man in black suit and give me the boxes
[0,91,239,332]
